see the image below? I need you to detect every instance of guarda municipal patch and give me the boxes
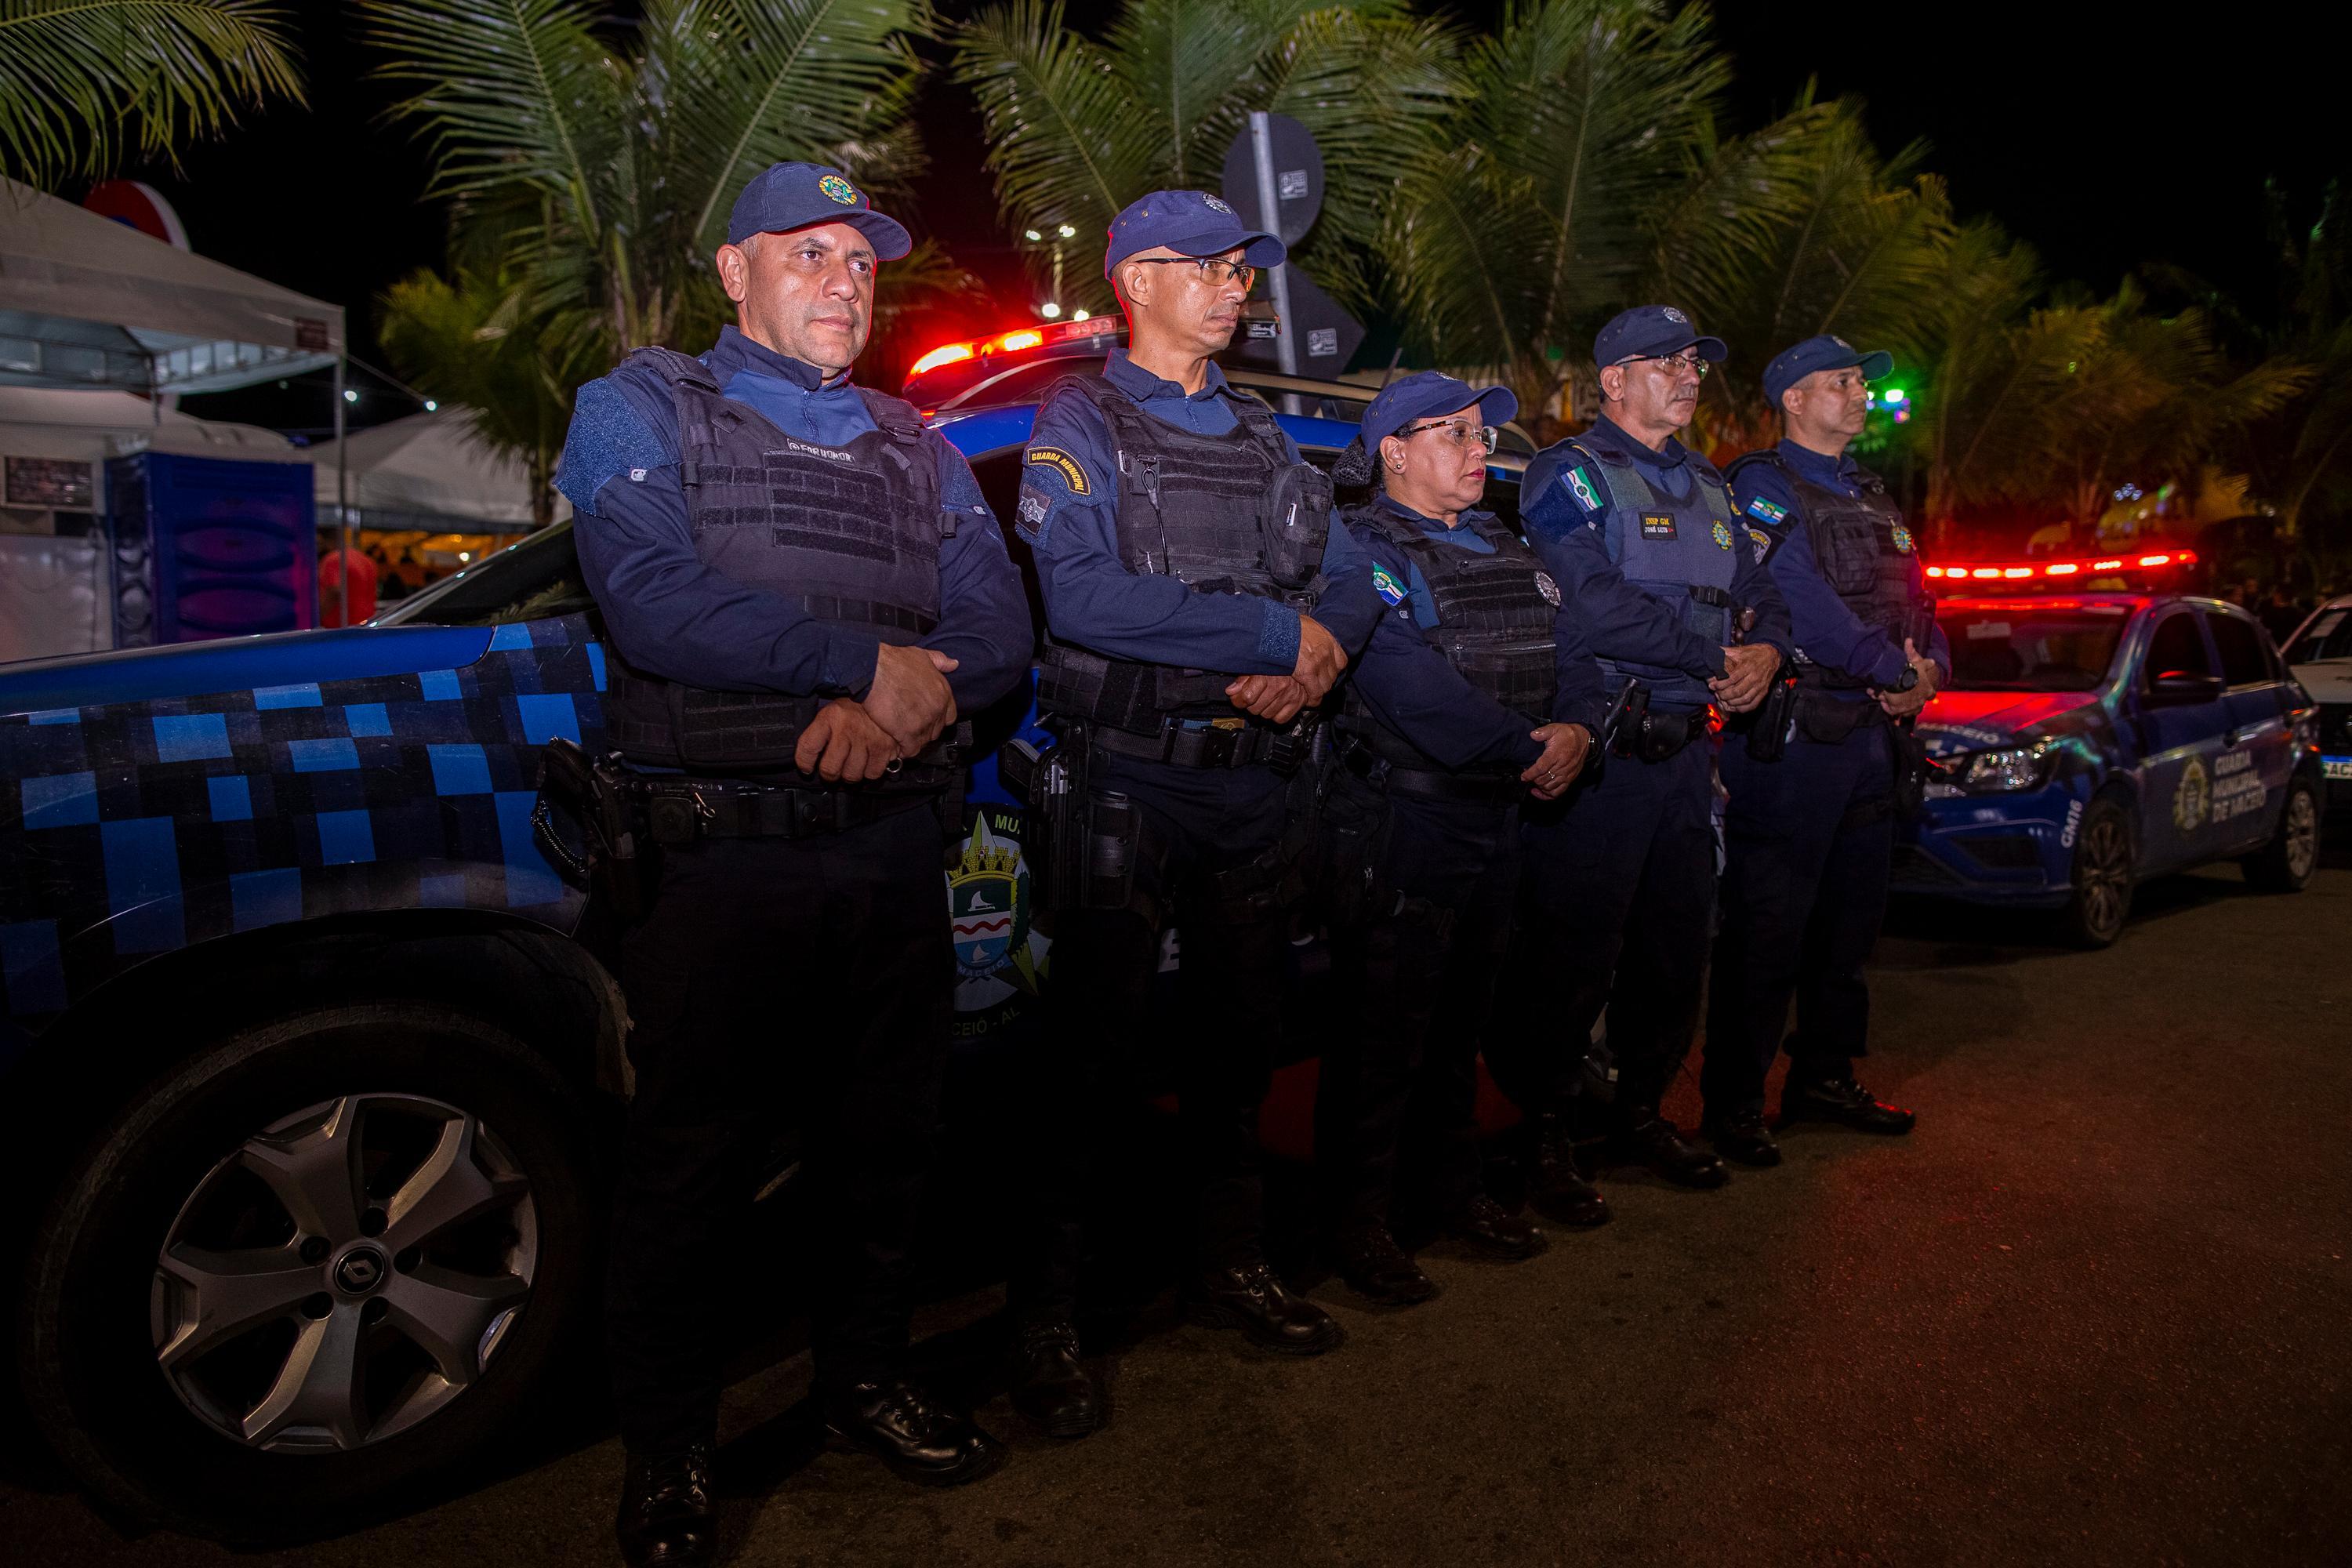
[1024,446,1090,495]
[1889,521,1915,554]
[1640,513,1677,540]
[1371,564,1408,606]
[1746,525,1774,564]
[1744,495,1788,524]
[1711,519,1734,550]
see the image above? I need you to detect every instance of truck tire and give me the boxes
[17,1003,598,1541]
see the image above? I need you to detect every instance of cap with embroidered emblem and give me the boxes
[1104,189,1285,278]
[1594,305,1726,368]
[1360,370,1517,448]
[727,162,912,259]
[1762,333,1894,405]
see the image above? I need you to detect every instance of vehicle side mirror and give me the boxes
[2146,670,2225,706]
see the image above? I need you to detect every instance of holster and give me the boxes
[1891,717,1933,816]
[1742,662,1800,761]
[533,737,650,922]
[1792,688,1882,746]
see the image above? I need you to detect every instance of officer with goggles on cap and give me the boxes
[557,162,1030,1566]
[1486,306,1793,1210]
[1311,372,1610,1308]
[1700,335,1936,1167]
[1004,189,1381,1436]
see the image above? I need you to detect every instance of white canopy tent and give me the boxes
[0,383,305,464]
[303,409,566,535]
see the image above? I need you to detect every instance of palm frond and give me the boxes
[0,0,302,187]
[956,0,1160,248]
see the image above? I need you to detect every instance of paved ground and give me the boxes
[8,839,2350,1567]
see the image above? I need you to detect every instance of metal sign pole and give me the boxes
[332,355,350,628]
[1248,111,1298,378]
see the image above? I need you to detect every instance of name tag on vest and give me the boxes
[1640,513,1677,540]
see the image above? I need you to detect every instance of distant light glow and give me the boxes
[1072,308,1091,322]
[1023,228,1042,241]
[456,551,470,562]
[1057,223,1076,238]
[1881,387,1906,403]
[1040,301,1063,319]
[423,399,437,412]
[343,389,359,403]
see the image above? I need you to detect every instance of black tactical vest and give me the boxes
[1339,503,1559,775]
[604,346,947,771]
[1729,449,1930,690]
[1555,427,1740,712]
[1034,372,1334,729]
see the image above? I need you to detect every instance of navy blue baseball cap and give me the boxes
[1762,333,1894,405]
[1104,189,1285,279]
[727,162,912,260]
[1361,371,1517,448]
[1593,305,1726,367]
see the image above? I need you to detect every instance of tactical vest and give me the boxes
[1729,449,1931,691]
[1035,373,1333,730]
[604,346,947,771]
[1339,503,1559,776]
[1562,428,1740,712]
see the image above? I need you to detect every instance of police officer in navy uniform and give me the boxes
[1005,190,1381,1434]
[1703,336,1937,1163]
[557,164,1031,1566]
[1312,372,1606,1308]
[1487,307,1792,1203]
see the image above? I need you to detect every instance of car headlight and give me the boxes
[1951,742,2054,794]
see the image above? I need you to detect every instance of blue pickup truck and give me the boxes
[0,388,1483,1539]
[1896,590,2325,944]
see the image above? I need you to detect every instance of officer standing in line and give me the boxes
[1004,190,1381,1436]
[1312,372,1607,1308]
[557,164,1031,1567]
[1701,335,1938,1164]
[1486,307,1791,1203]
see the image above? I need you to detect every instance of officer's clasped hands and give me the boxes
[865,640,960,756]
[1522,721,1592,800]
[1710,642,1780,713]
[1291,612,1348,702]
[1225,672,1310,723]
[792,697,902,781]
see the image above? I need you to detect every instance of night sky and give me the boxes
[108,2,2331,433]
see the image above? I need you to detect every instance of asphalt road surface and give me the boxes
[9,841,2350,1567]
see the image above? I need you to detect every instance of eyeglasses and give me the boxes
[1393,419,1500,452]
[1129,256,1257,290]
[1620,351,1711,379]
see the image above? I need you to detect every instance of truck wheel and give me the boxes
[2241,775,2321,893]
[18,1003,598,1541]
[2059,795,2135,948]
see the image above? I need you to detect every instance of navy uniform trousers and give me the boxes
[604,803,951,1454]
[1014,754,1292,1323]
[1487,736,1716,1121]
[1704,718,1896,1119]
[1313,773,1518,1233]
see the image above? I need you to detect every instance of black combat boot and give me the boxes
[1445,1193,1548,1261]
[822,1380,1006,1486]
[1334,1222,1441,1308]
[1007,1316,1105,1439]
[1606,1110,1731,1189]
[1702,1109,1783,1167]
[1778,1075,1916,1134]
[615,1443,716,1568]
[1188,1258,1347,1353]
[1525,1112,1612,1226]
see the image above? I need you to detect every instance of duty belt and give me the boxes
[1614,708,1711,764]
[624,770,950,844]
[1089,717,1302,771]
[1338,735,1523,804]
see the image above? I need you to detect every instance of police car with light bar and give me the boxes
[1896,572,2325,946]
[2280,590,2352,807]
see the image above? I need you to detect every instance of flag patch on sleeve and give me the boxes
[1371,564,1407,606]
[1744,495,1788,524]
[1563,465,1605,513]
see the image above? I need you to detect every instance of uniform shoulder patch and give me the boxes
[1024,445,1091,496]
[1711,519,1734,550]
[1744,495,1788,525]
[1561,463,1606,514]
[1745,525,1776,564]
[1371,564,1408,606]
[1890,521,1915,554]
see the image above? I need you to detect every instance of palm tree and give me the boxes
[360,0,937,356]
[1374,0,1736,420]
[0,0,301,190]
[955,0,1457,318]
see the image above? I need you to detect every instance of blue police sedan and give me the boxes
[0,397,1526,1539]
[1895,590,2325,946]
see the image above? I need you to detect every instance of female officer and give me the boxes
[1314,372,1602,1308]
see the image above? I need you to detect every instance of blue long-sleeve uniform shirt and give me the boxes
[1015,349,1378,673]
[1730,438,1951,697]
[1520,416,1795,699]
[1346,495,1606,771]
[555,324,1030,716]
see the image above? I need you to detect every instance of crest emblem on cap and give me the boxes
[1204,195,1234,214]
[818,174,859,205]
[1831,335,1851,349]
[1663,307,1688,324]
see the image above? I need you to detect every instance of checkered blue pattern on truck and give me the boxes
[0,613,605,1028]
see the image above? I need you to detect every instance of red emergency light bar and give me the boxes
[1925,548,2195,582]
[907,314,1123,379]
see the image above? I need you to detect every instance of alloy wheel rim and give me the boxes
[151,1094,537,1453]
[2079,815,2129,936]
[2285,790,2319,880]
